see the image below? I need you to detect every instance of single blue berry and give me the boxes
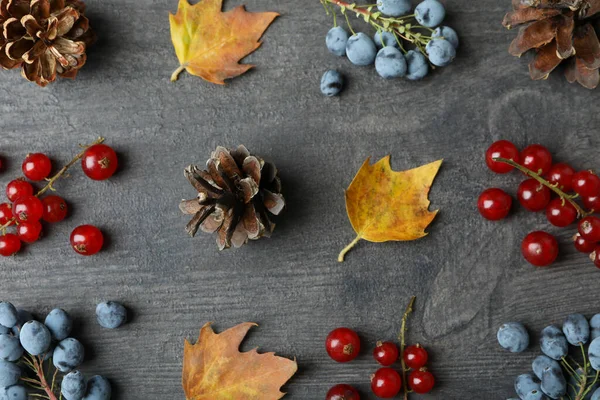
[515,373,546,400]
[0,303,17,329]
[326,26,349,57]
[377,0,411,17]
[563,313,590,345]
[405,50,429,80]
[497,322,529,353]
[415,0,446,28]
[540,325,568,361]
[375,47,407,79]
[320,70,344,97]
[0,385,26,400]
[346,33,377,66]
[590,337,600,371]
[432,26,459,49]
[540,364,566,399]
[82,375,111,400]
[426,38,456,67]
[0,360,20,387]
[373,31,398,49]
[44,308,73,341]
[532,355,560,380]
[0,334,23,362]
[96,302,127,329]
[62,370,86,400]
[19,321,51,356]
[53,338,85,373]
[591,314,600,341]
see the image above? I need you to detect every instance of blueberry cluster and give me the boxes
[0,301,123,400]
[497,314,600,399]
[320,0,459,96]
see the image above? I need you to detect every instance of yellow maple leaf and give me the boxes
[169,0,279,84]
[182,322,297,400]
[338,157,443,262]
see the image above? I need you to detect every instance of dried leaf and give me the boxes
[338,157,442,262]
[169,0,278,84]
[183,323,297,400]
[509,19,558,56]
[502,8,561,28]
[530,41,562,79]
[573,23,600,69]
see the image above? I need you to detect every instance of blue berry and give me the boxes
[19,321,50,356]
[515,373,547,400]
[589,337,600,370]
[405,50,429,80]
[0,303,17,329]
[0,385,26,400]
[592,387,600,400]
[532,355,560,380]
[540,325,568,360]
[62,370,86,400]
[375,47,407,79]
[345,33,377,66]
[415,0,446,28]
[373,31,398,49]
[563,313,590,345]
[432,26,459,49]
[53,338,85,373]
[497,322,529,353]
[96,302,127,329]
[326,26,349,57]
[590,314,600,341]
[425,38,456,67]
[320,70,344,97]
[540,364,566,399]
[377,0,411,17]
[0,334,22,362]
[0,360,20,387]
[82,375,111,400]
[44,308,72,341]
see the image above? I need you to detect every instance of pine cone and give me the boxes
[179,145,285,250]
[503,0,600,89]
[0,0,95,87]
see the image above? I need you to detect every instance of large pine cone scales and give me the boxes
[180,145,285,250]
[0,0,95,86]
[504,0,600,88]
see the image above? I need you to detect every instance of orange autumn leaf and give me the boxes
[338,157,442,262]
[169,0,279,84]
[182,322,297,400]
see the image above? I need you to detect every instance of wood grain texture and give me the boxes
[1,0,600,398]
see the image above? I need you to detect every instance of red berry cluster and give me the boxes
[325,328,434,399]
[0,139,118,257]
[479,140,600,268]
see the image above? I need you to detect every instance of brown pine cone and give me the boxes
[504,0,600,89]
[180,145,285,250]
[0,0,95,87]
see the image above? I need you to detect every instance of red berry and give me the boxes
[477,188,512,221]
[574,233,597,254]
[591,247,600,269]
[579,216,600,243]
[12,196,43,222]
[545,198,577,227]
[373,341,399,366]
[583,196,600,212]
[517,179,551,212]
[371,368,402,398]
[326,384,360,400]
[0,234,21,257]
[17,221,42,243]
[0,203,14,226]
[42,195,68,223]
[485,140,520,174]
[22,153,52,181]
[408,369,435,394]
[326,327,360,363]
[404,344,429,369]
[572,171,600,198]
[548,163,575,192]
[82,144,118,181]
[521,231,559,267]
[520,144,552,176]
[70,225,104,256]
[6,179,34,203]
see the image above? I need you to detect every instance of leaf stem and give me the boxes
[398,296,416,400]
[171,64,187,82]
[338,234,361,262]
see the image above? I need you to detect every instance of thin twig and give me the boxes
[398,296,416,400]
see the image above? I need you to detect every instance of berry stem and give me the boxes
[397,296,416,400]
[493,157,590,218]
[21,354,59,400]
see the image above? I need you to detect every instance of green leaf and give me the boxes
[347,3,355,10]
[363,13,370,22]
[405,23,412,29]
[340,5,346,12]
[372,11,381,19]
[383,20,390,28]
[398,26,405,33]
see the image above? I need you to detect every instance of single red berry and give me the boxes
[583,196,600,212]
[42,195,68,223]
[517,179,551,212]
[521,231,559,267]
[6,179,34,203]
[82,144,118,181]
[12,196,43,222]
[22,153,52,181]
[485,140,520,174]
[371,368,402,398]
[545,198,577,227]
[579,216,600,243]
[17,221,42,244]
[326,328,360,363]
[548,163,575,192]
[404,344,429,369]
[520,144,552,176]
[408,368,436,394]
[574,233,597,254]
[590,247,600,269]
[477,188,512,221]
[0,203,14,226]
[70,225,104,256]
[373,341,399,366]
[0,234,21,257]
[572,171,600,198]
[326,384,360,400]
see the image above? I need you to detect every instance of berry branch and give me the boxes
[398,295,416,400]
[20,354,59,400]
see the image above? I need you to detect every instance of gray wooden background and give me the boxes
[1,0,599,398]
